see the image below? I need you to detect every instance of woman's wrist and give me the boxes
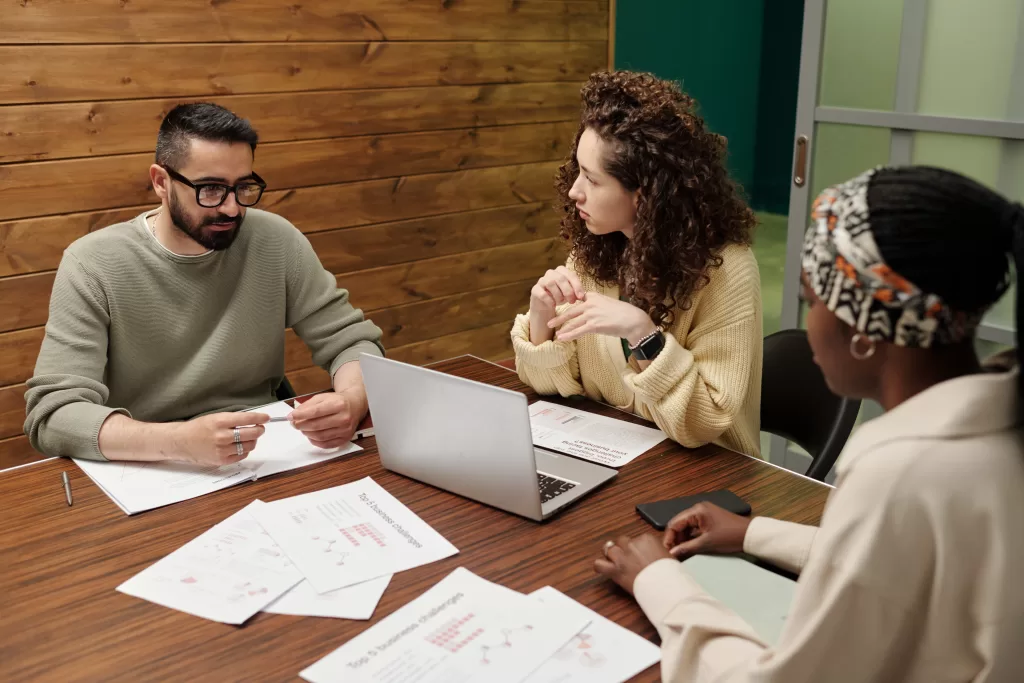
[626,317,658,347]
[528,307,557,345]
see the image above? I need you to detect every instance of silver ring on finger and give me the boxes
[233,427,242,445]
[235,442,244,458]
[603,540,615,558]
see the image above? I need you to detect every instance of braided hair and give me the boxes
[867,166,1023,407]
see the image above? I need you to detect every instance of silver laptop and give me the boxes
[360,354,617,521]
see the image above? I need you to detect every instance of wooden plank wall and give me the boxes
[0,1,608,469]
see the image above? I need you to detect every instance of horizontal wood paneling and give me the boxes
[0,83,582,164]
[344,239,564,312]
[373,280,532,348]
[0,162,561,277]
[0,328,45,388]
[0,123,574,221]
[310,203,561,275]
[387,322,515,366]
[1,0,608,44]
[0,435,36,471]
[0,41,605,105]
[0,384,28,442]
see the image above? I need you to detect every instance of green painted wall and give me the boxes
[614,1,803,214]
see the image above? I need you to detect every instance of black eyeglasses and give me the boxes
[161,166,267,208]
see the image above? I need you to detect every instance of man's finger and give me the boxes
[290,413,350,431]
[223,412,270,426]
[299,426,355,442]
[669,538,704,559]
[290,396,343,422]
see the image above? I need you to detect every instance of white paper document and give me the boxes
[529,401,666,468]
[250,477,458,594]
[117,501,302,624]
[75,400,361,514]
[264,575,392,620]
[525,587,660,683]
[300,567,590,683]
[684,555,796,646]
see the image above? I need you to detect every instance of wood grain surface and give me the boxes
[0,356,830,682]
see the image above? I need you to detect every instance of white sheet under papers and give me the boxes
[684,555,797,646]
[75,400,361,514]
[300,568,590,683]
[264,575,392,620]
[525,587,660,683]
[250,477,458,594]
[529,401,666,468]
[116,501,302,624]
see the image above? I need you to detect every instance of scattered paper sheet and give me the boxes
[684,555,796,646]
[117,501,302,624]
[300,567,590,683]
[525,587,660,682]
[75,400,361,514]
[264,575,392,620]
[250,477,458,594]
[529,401,666,468]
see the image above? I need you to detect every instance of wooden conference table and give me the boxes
[0,355,830,682]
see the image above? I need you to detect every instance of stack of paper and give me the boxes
[118,477,457,625]
[117,501,303,624]
[300,568,661,683]
[76,401,361,514]
[529,401,666,468]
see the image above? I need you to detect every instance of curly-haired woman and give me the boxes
[511,71,762,456]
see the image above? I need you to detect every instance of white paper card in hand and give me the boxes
[117,501,302,624]
[264,574,391,620]
[525,587,660,683]
[244,403,361,479]
[250,477,458,594]
[529,401,666,468]
[683,555,796,646]
[300,567,590,683]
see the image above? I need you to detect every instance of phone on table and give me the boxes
[636,490,752,530]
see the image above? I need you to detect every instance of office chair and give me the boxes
[760,329,861,481]
[275,376,298,401]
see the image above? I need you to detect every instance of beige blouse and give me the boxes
[633,366,1024,682]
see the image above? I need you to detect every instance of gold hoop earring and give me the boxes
[850,333,876,360]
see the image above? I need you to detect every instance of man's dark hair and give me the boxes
[155,103,259,169]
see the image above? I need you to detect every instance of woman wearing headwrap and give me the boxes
[591,166,1024,682]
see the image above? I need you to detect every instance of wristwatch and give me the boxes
[629,330,666,361]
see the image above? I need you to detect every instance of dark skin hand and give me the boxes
[593,503,753,593]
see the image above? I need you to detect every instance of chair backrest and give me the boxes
[760,329,861,481]
[275,377,297,401]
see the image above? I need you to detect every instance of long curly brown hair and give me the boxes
[557,71,756,327]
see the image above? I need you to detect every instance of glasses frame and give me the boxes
[161,165,267,208]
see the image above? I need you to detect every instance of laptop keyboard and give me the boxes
[537,472,578,504]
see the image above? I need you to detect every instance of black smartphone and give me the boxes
[636,490,752,530]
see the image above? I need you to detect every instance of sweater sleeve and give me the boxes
[627,248,762,449]
[24,252,130,460]
[283,225,385,376]
[510,311,584,397]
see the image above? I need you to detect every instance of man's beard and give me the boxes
[168,192,242,251]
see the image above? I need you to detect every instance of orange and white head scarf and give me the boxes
[801,168,983,348]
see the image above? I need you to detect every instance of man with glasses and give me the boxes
[25,103,384,466]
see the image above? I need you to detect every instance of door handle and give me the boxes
[793,135,808,187]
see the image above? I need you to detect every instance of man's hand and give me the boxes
[172,412,270,465]
[289,393,358,449]
[548,292,657,345]
[593,534,674,595]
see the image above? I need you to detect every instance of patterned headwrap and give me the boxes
[801,168,983,348]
